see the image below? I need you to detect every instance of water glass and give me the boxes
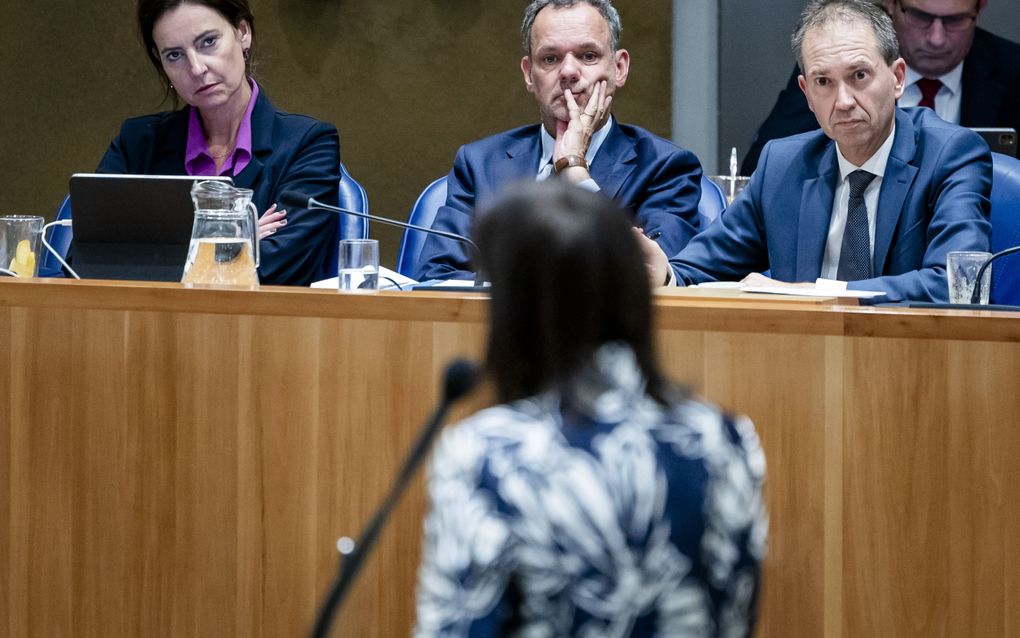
[946,251,992,304]
[710,176,751,205]
[0,215,45,278]
[338,239,379,293]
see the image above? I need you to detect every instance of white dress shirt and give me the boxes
[899,63,964,125]
[819,125,897,284]
[537,116,613,192]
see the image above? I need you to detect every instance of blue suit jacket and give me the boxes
[97,89,340,286]
[671,108,992,303]
[416,121,703,281]
[742,28,1020,174]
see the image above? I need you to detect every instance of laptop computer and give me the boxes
[68,173,232,281]
[971,128,1017,157]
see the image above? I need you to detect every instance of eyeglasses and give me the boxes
[895,0,978,32]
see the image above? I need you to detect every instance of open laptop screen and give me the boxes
[68,173,232,281]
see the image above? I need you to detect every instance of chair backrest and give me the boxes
[338,163,370,240]
[322,163,370,277]
[990,152,1020,304]
[699,175,727,227]
[396,176,448,278]
[37,195,73,277]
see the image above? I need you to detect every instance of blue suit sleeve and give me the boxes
[668,149,773,285]
[258,122,341,286]
[627,146,703,257]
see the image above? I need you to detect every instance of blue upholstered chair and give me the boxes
[337,163,370,240]
[990,152,1020,305]
[321,163,371,277]
[699,175,727,227]
[37,196,73,278]
[396,176,447,278]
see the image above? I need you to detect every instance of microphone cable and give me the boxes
[970,245,1020,303]
[41,219,81,279]
[0,220,80,279]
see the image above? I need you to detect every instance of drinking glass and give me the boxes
[338,239,379,292]
[0,215,45,277]
[946,251,992,304]
[710,176,751,205]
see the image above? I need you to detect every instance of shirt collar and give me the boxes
[184,78,259,176]
[538,115,614,173]
[905,61,964,96]
[835,122,896,181]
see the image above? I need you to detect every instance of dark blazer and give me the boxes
[416,121,703,281]
[741,27,1020,175]
[97,89,340,286]
[672,108,992,303]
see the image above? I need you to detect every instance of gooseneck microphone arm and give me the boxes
[279,191,485,287]
[970,245,1020,303]
[310,359,481,638]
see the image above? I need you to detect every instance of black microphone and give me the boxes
[970,245,1020,303]
[310,358,481,638]
[279,191,487,288]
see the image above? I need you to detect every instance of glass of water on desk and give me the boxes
[709,176,751,205]
[338,239,379,292]
[947,251,992,304]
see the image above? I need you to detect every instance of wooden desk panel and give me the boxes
[1,279,1017,637]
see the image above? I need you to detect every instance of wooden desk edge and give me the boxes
[1,278,1017,342]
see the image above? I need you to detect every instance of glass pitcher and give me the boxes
[182,180,260,287]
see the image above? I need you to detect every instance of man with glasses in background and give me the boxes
[741,0,1020,174]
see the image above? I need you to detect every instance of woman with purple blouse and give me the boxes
[96,0,341,285]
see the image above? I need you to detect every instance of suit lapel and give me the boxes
[589,121,636,200]
[873,110,919,273]
[960,29,1007,126]
[232,90,273,189]
[150,109,189,175]
[796,145,838,280]
[502,129,542,184]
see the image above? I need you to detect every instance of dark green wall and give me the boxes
[0,1,672,266]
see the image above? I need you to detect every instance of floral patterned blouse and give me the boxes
[415,344,767,637]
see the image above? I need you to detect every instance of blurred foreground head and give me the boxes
[474,180,665,404]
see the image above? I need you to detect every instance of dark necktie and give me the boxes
[836,170,876,281]
[916,78,942,110]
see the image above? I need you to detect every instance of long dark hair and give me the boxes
[137,0,256,99]
[474,180,673,406]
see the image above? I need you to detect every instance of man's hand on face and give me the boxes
[553,80,611,182]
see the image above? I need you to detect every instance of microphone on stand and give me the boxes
[310,358,481,638]
[278,191,487,288]
[970,245,1020,304]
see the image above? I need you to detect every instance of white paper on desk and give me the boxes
[423,278,490,288]
[694,281,743,290]
[310,266,418,291]
[740,286,886,298]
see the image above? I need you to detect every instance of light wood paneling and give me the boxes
[1,278,1018,637]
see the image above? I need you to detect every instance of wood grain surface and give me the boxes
[1,278,1017,637]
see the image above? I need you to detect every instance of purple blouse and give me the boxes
[184,80,259,176]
